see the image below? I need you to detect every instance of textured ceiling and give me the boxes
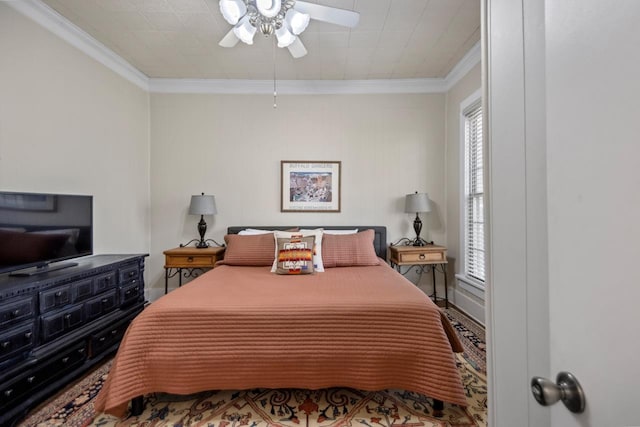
[40,0,480,80]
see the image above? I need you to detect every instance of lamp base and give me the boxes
[411,237,433,246]
[195,240,209,249]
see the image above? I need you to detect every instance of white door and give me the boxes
[487,1,640,426]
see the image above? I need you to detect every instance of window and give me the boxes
[462,97,485,284]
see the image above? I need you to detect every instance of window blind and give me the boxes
[463,100,485,283]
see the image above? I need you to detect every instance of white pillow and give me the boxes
[238,228,274,235]
[323,229,358,235]
[273,229,324,272]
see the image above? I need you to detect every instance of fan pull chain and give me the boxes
[273,37,277,109]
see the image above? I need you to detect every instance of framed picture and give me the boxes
[0,193,57,211]
[281,161,341,212]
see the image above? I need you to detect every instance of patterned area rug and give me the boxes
[443,308,486,374]
[19,307,486,427]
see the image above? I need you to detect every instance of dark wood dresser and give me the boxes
[0,254,147,426]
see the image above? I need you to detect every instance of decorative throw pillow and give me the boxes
[321,229,380,268]
[220,233,275,266]
[273,229,324,272]
[274,235,316,275]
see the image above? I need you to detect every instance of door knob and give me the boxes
[531,371,586,413]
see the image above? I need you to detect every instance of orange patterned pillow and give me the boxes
[221,233,275,266]
[274,235,316,274]
[321,229,380,268]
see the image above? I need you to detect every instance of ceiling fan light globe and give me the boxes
[219,0,247,25]
[256,0,282,18]
[233,15,257,45]
[275,26,296,47]
[285,9,310,35]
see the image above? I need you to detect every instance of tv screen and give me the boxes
[0,192,93,275]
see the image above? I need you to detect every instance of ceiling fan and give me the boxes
[218,0,360,58]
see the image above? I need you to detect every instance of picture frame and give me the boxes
[281,161,341,212]
[0,193,57,211]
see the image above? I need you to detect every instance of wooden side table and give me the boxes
[163,246,225,294]
[389,244,449,308]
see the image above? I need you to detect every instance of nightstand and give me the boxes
[163,246,225,294]
[389,244,449,308]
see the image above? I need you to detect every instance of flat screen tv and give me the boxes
[0,191,93,276]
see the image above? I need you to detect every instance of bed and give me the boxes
[93,226,467,418]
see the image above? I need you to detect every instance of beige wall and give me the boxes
[149,93,446,298]
[0,4,150,256]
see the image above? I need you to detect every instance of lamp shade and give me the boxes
[405,192,431,213]
[189,194,217,216]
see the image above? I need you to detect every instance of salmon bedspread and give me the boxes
[94,263,467,417]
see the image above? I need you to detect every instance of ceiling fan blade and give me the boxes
[219,29,240,47]
[287,37,308,58]
[294,1,360,28]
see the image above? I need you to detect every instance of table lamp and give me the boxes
[188,192,217,248]
[405,191,432,246]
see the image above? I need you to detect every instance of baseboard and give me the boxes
[452,289,485,325]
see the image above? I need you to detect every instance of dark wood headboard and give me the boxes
[227,226,387,259]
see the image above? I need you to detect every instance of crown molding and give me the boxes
[9,0,480,95]
[148,78,447,95]
[442,41,481,92]
[6,0,149,91]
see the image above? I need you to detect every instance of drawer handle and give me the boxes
[55,291,63,298]
[128,271,136,277]
[78,348,85,355]
[99,337,106,342]
[27,376,36,384]
[4,389,13,398]
[187,257,194,262]
[111,329,118,336]
[24,332,32,340]
[11,309,20,318]
[125,290,131,297]
[101,298,109,304]
[1,341,10,350]
[61,356,70,364]
[419,253,426,260]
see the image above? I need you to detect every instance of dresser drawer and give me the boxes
[0,343,86,408]
[72,278,94,302]
[397,250,446,263]
[165,254,217,268]
[84,290,117,322]
[39,285,72,313]
[119,281,142,307]
[0,324,35,362]
[40,305,84,342]
[0,296,34,327]
[89,319,130,358]
[93,271,117,294]
[119,264,140,284]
